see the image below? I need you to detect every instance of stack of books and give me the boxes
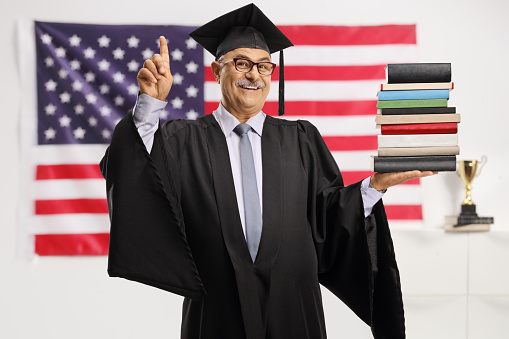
[372,63,460,172]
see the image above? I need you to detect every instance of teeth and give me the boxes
[237,81,263,90]
[239,84,255,89]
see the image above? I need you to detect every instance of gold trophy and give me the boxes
[458,159,482,206]
[455,156,493,227]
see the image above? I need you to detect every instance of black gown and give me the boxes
[100,112,405,339]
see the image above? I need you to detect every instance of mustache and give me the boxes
[236,78,266,89]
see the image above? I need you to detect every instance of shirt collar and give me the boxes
[213,103,266,138]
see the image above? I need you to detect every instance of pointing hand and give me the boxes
[137,36,173,101]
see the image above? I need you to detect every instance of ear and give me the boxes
[211,61,221,84]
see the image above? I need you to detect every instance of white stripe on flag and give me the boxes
[33,179,105,200]
[204,80,381,101]
[33,144,108,165]
[282,115,379,136]
[32,166,422,203]
[331,151,377,171]
[381,185,423,205]
[29,214,110,235]
[384,220,425,229]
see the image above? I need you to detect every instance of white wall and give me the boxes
[2,0,509,338]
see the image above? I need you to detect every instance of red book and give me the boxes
[381,122,457,135]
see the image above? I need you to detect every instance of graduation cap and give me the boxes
[189,3,294,115]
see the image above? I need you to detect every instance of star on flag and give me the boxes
[83,47,96,59]
[127,35,140,48]
[72,80,83,92]
[112,48,125,60]
[44,57,54,67]
[45,79,57,91]
[98,35,110,47]
[69,34,81,46]
[171,49,184,61]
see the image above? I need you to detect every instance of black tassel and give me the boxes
[278,50,285,116]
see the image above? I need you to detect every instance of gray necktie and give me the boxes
[234,123,262,262]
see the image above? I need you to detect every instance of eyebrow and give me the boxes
[234,53,271,62]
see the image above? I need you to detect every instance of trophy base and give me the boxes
[456,204,494,226]
[459,204,477,216]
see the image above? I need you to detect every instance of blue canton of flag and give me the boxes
[35,22,203,145]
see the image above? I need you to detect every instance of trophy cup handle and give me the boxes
[476,155,487,177]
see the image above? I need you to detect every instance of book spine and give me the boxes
[376,98,448,109]
[377,89,450,101]
[456,216,494,225]
[380,107,456,115]
[379,82,454,91]
[386,63,452,84]
[375,113,461,125]
[377,134,458,148]
[381,123,458,135]
[372,155,457,172]
[377,146,460,157]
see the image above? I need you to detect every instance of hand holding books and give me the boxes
[370,170,437,192]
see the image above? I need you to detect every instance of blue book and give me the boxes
[377,89,450,101]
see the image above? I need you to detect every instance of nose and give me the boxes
[245,65,260,79]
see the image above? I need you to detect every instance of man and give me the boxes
[101,4,434,339]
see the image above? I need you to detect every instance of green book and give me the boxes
[376,98,448,109]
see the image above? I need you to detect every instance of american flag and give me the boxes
[19,21,420,256]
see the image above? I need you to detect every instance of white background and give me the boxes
[2,0,509,338]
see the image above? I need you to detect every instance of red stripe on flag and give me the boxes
[323,136,378,151]
[384,205,423,220]
[204,65,386,82]
[272,65,386,81]
[35,233,109,256]
[36,164,103,180]
[205,100,377,116]
[342,171,374,185]
[278,25,417,45]
[35,199,108,214]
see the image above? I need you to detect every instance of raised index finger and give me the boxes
[159,36,170,68]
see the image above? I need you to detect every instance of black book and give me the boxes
[371,155,457,172]
[386,63,451,84]
[380,107,457,115]
[457,215,494,226]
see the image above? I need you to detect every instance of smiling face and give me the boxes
[211,48,272,122]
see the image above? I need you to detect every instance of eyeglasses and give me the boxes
[220,58,276,76]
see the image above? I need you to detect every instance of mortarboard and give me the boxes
[189,3,294,115]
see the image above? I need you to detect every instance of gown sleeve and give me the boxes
[298,121,405,339]
[100,113,205,300]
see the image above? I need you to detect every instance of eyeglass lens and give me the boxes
[235,59,274,75]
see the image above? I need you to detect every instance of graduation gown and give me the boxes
[100,112,405,339]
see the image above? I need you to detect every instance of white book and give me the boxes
[377,146,460,156]
[375,113,461,125]
[379,82,454,91]
[377,134,458,148]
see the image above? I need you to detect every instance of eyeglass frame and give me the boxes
[219,58,277,76]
